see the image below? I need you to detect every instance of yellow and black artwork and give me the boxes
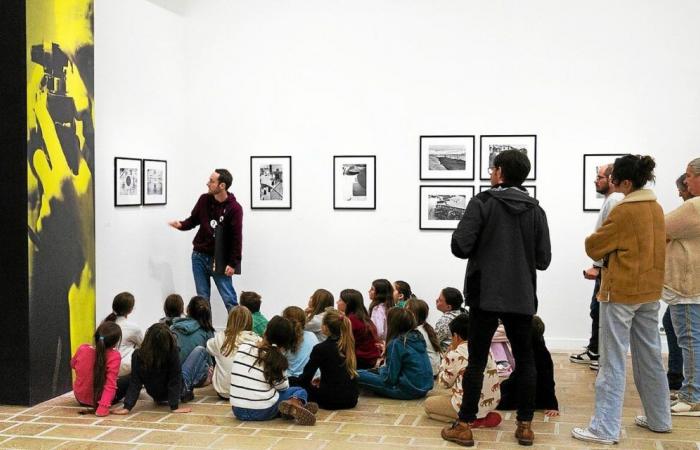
[26,0,94,396]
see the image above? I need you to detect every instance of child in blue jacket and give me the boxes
[357,307,433,399]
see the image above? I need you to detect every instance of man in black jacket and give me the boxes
[442,150,551,447]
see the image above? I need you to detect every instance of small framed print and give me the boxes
[419,185,474,230]
[583,153,625,211]
[420,135,475,180]
[480,135,537,180]
[479,184,537,199]
[250,156,292,209]
[114,157,142,206]
[334,155,376,209]
[142,159,167,205]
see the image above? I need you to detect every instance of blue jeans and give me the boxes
[181,346,210,392]
[356,370,425,400]
[191,251,237,311]
[670,303,700,403]
[232,386,308,421]
[663,306,684,376]
[590,301,671,440]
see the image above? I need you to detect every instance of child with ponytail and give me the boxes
[104,292,143,377]
[406,298,442,376]
[282,306,319,382]
[230,316,318,425]
[298,309,359,409]
[71,321,124,416]
[357,308,433,399]
[304,288,335,342]
[393,280,415,308]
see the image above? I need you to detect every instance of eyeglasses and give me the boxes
[595,175,607,180]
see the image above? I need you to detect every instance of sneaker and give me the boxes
[671,399,700,416]
[472,411,502,428]
[441,421,474,447]
[670,392,679,402]
[571,427,617,445]
[570,349,599,364]
[589,360,599,371]
[279,399,316,425]
[634,415,671,433]
[515,420,534,446]
[304,402,319,414]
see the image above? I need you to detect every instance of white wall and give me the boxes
[96,0,700,349]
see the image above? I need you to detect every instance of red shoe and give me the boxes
[472,412,502,428]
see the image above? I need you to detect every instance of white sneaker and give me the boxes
[634,415,671,433]
[589,360,599,371]
[569,349,599,364]
[671,399,700,416]
[571,427,617,445]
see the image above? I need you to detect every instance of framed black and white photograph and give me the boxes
[114,157,142,206]
[480,135,537,180]
[142,159,167,205]
[583,153,625,211]
[250,156,292,209]
[419,185,474,230]
[333,155,376,209]
[420,135,475,180]
[479,184,537,199]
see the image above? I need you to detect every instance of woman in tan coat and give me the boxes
[572,155,671,445]
[664,157,700,416]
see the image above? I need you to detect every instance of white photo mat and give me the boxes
[333,155,376,209]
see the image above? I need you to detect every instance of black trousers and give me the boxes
[458,307,536,422]
[588,276,601,354]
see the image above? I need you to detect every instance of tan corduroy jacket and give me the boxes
[664,197,700,297]
[585,189,665,304]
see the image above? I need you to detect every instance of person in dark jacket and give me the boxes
[298,309,359,410]
[112,323,191,415]
[497,316,559,416]
[356,308,433,399]
[169,168,243,312]
[442,149,552,448]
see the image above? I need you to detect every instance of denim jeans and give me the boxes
[670,303,700,403]
[663,306,684,376]
[232,386,308,421]
[356,370,425,400]
[588,276,601,354]
[589,301,671,440]
[181,346,210,393]
[458,307,535,423]
[191,251,237,311]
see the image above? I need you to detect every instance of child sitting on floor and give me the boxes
[239,291,268,337]
[406,298,442,376]
[304,289,334,342]
[338,289,382,369]
[356,308,433,399]
[434,287,467,351]
[423,314,502,427]
[393,280,415,308]
[282,306,319,383]
[103,292,143,377]
[159,294,184,327]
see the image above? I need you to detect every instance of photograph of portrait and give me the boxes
[419,185,474,230]
[334,155,376,209]
[420,135,475,180]
[250,156,292,209]
[480,135,537,180]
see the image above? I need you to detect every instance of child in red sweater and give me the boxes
[71,322,124,416]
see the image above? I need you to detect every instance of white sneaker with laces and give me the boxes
[571,427,617,445]
[634,415,671,433]
[569,349,599,364]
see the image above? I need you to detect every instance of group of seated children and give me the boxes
[70,280,559,427]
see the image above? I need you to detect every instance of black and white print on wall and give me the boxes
[420,135,475,180]
[250,156,292,209]
[143,159,167,205]
[114,157,142,206]
[334,155,376,209]
[479,184,536,199]
[583,153,625,211]
[419,185,474,230]
[480,135,537,180]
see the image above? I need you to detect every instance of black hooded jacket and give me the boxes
[451,186,551,315]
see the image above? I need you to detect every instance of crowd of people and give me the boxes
[69,152,700,446]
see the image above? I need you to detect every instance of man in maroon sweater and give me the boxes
[169,169,242,311]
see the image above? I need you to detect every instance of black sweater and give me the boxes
[298,337,358,409]
[123,349,182,411]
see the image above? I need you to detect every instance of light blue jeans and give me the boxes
[589,301,671,439]
[191,251,237,311]
[181,346,210,393]
[670,303,700,403]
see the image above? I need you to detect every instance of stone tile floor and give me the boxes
[0,353,698,449]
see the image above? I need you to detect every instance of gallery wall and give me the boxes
[95,0,700,349]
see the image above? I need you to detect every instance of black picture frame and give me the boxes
[479,184,537,199]
[583,153,625,211]
[333,155,376,210]
[419,135,475,180]
[114,157,142,207]
[142,159,167,205]
[480,135,537,180]
[250,156,292,209]
[419,185,474,230]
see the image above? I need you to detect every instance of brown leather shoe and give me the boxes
[515,421,534,446]
[441,421,474,447]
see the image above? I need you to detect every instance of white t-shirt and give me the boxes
[115,316,143,377]
[207,330,260,398]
